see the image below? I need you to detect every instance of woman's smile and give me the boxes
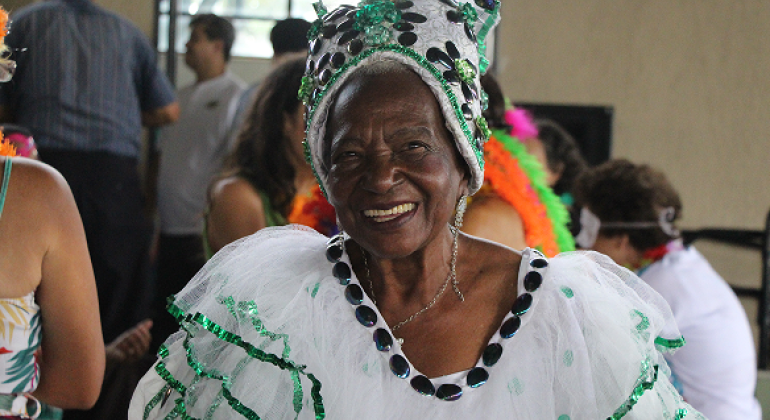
[362,202,417,223]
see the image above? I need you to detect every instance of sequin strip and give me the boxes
[167,304,306,372]
[654,336,687,351]
[222,387,261,419]
[143,303,326,419]
[474,0,500,74]
[142,386,168,420]
[306,43,484,198]
[608,364,659,420]
[141,362,189,420]
[219,297,293,358]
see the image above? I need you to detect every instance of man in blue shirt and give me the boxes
[0,0,179,347]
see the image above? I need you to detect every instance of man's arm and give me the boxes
[142,102,180,127]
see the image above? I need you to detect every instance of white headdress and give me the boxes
[300,0,501,196]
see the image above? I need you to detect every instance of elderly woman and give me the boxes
[130,1,700,419]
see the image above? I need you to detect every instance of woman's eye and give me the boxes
[399,141,430,160]
[331,150,361,167]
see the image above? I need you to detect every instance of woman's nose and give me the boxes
[362,152,402,194]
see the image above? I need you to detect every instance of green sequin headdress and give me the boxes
[301,0,501,195]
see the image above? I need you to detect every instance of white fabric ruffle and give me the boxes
[130,225,702,420]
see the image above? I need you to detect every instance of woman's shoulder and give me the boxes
[210,175,262,205]
[3,158,77,230]
[7,157,70,196]
[538,250,685,350]
[463,194,526,250]
[516,250,699,419]
[461,233,523,278]
[175,226,330,310]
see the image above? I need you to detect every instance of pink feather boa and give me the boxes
[504,108,539,140]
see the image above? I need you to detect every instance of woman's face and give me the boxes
[324,69,468,259]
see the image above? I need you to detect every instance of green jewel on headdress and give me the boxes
[298,75,315,105]
[364,25,392,45]
[480,89,489,111]
[475,116,491,141]
[303,140,312,165]
[307,1,328,40]
[307,20,323,40]
[354,1,401,46]
[313,1,328,17]
[459,3,478,25]
[454,59,476,84]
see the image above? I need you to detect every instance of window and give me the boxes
[157,0,351,58]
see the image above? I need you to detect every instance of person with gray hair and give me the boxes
[132,1,700,419]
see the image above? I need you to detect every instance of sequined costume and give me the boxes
[130,226,701,420]
[0,158,43,419]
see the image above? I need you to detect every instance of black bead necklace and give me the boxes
[325,233,547,401]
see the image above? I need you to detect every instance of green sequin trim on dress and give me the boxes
[654,336,687,352]
[143,299,325,420]
[607,362,659,420]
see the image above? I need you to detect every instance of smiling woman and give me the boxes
[131,1,703,419]
[324,65,467,263]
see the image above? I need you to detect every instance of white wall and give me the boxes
[497,1,770,232]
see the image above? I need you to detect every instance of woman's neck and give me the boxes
[356,228,457,307]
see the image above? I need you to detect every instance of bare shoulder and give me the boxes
[466,192,521,220]
[207,176,267,253]
[210,176,262,208]
[463,193,526,250]
[460,232,522,283]
[9,157,70,193]
[4,158,75,221]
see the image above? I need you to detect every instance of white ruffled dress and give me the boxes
[129,226,703,420]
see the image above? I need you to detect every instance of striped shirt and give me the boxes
[0,0,175,158]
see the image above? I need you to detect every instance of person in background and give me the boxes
[0,8,104,416]
[0,124,153,420]
[462,73,574,256]
[524,118,588,208]
[0,0,178,348]
[205,56,335,257]
[230,18,311,138]
[152,13,246,353]
[573,158,761,420]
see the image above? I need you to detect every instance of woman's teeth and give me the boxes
[363,203,415,222]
